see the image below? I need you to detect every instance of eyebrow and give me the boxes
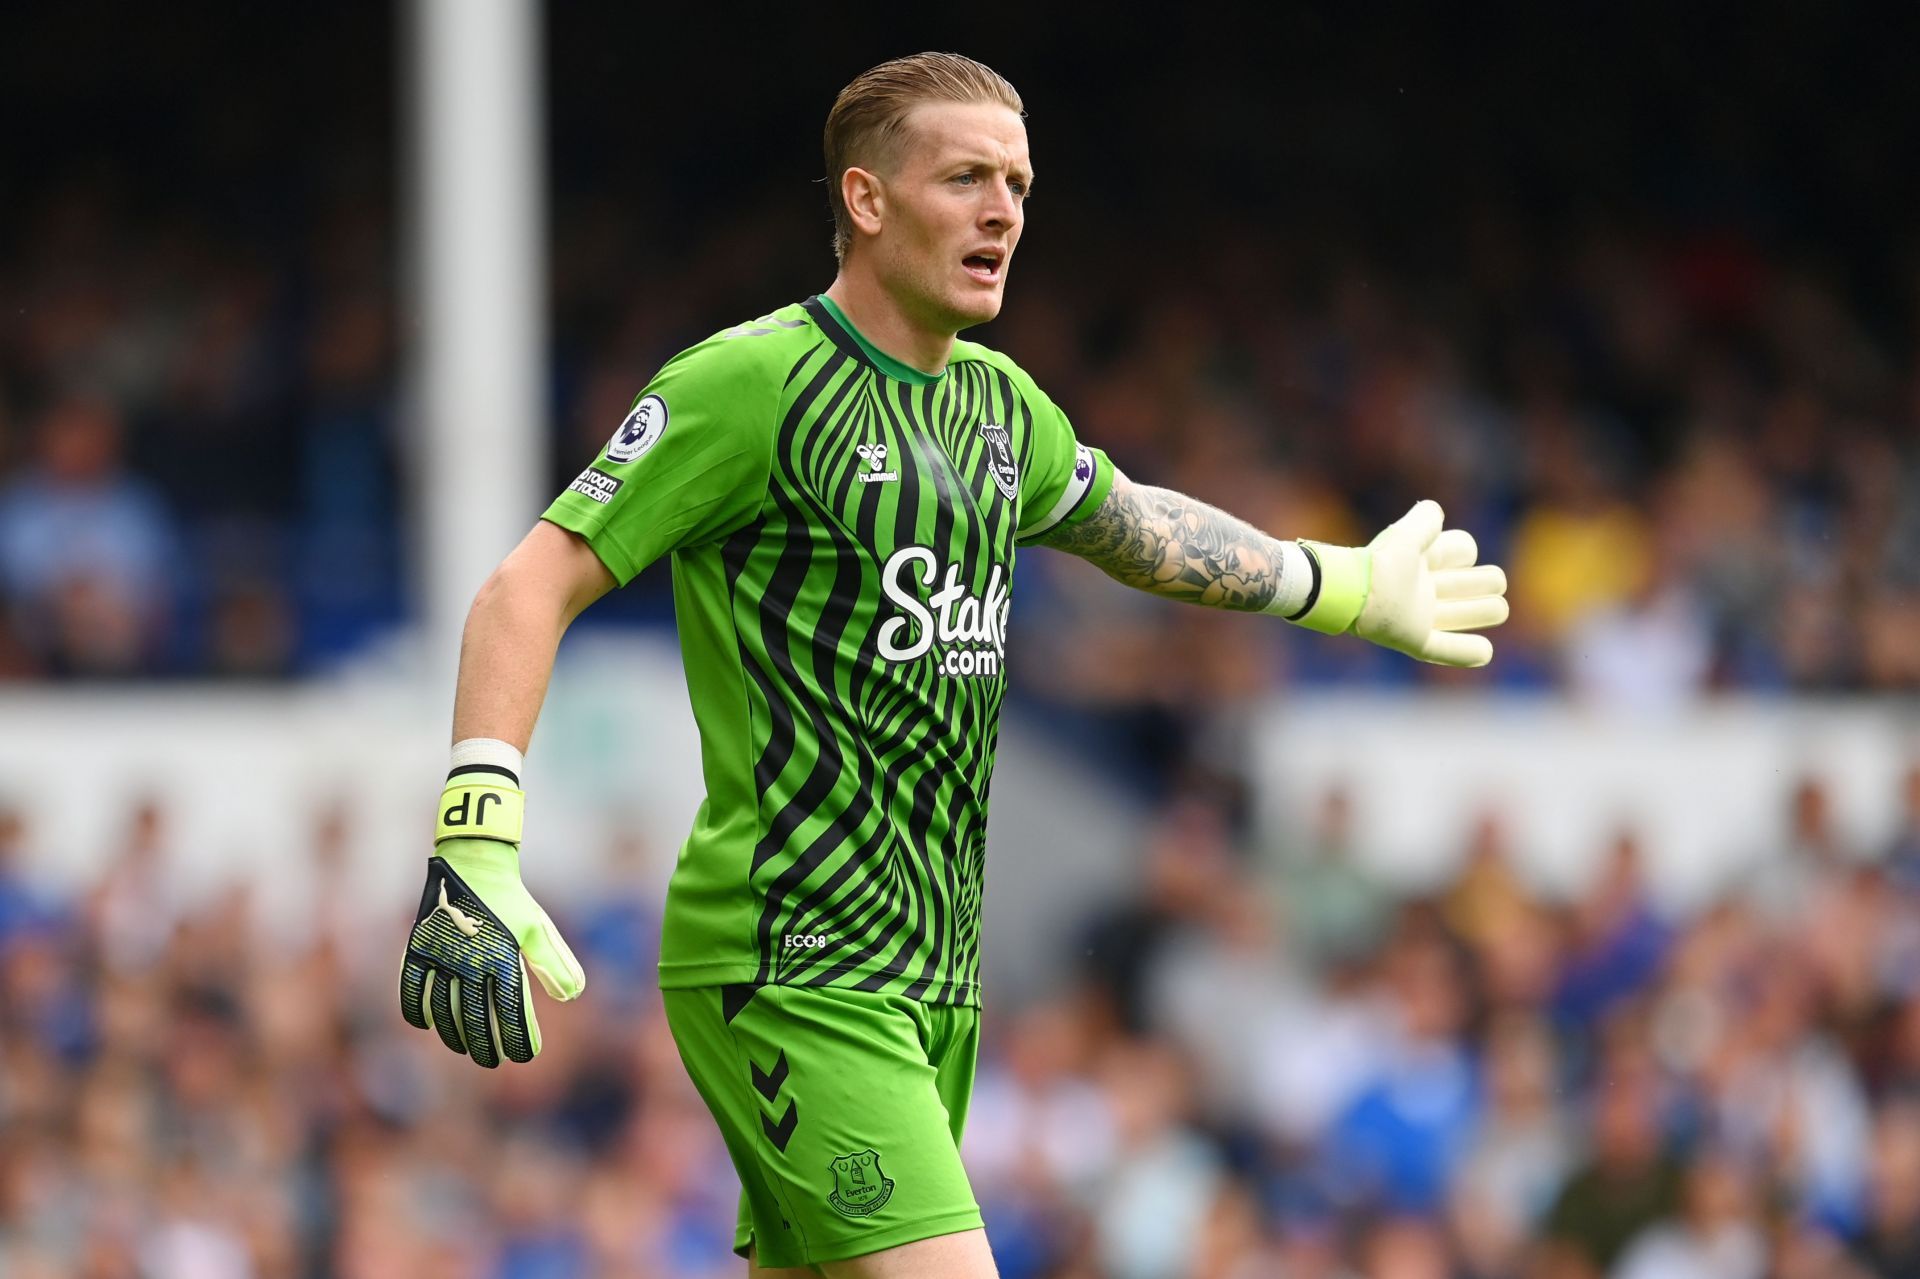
[949,157,1037,187]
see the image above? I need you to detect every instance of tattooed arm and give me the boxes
[1037,472,1513,666]
[1035,471,1299,612]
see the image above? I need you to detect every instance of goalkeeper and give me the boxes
[399,51,1507,1279]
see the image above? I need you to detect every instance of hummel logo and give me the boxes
[436,882,480,937]
[855,443,897,484]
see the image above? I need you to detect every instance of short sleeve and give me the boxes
[543,338,778,585]
[1013,377,1115,545]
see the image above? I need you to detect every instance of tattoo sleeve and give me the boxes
[1035,473,1293,612]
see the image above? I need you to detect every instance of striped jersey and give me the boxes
[544,295,1114,1006]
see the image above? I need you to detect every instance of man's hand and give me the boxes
[400,778,584,1068]
[1297,500,1510,667]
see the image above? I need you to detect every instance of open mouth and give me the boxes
[962,253,1003,283]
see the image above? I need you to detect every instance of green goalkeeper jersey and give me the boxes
[544,296,1114,1006]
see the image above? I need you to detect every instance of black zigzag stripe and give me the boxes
[743,347,848,869]
[761,395,893,971]
[747,353,861,855]
[757,365,916,983]
[746,354,868,986]
[762,1100,798,1152]
[873,380,958,982]
[752,1050,789,1102]
[781,378,939,986]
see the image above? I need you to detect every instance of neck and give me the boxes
[824,268,954,375]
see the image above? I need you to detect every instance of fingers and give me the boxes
[1420,630,1494,668]
[1434,596,1510,632]
[424,969,468,1058]
[1425,528,1479,572]
[459,971,502,1069]
[408,960,535,1067]
[491,965,542,1064]
[524,912,587,1002]
[1435,564,1507,601]
[1382,499,1445,551]
[400,954,432,1030]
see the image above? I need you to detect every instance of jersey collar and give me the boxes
[805,295,945,386]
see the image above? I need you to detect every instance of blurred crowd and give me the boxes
[0,4,401,679]
[6,764,1920,1278]
[0,187,401,679]
[10,163,1920,695]
[1002,220,1920,714]
[6,15,1920,691]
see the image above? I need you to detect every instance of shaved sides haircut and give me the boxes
[823,52,1024,263]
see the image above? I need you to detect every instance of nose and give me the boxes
[981,178,1020,229]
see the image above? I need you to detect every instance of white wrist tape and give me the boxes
[1264,541,1317,619]
[450,737,525,783]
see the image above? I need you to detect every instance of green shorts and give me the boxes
[661,983,984,1270]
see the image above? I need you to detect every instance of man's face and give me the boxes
[862,100,1030,334]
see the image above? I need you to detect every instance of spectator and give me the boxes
[1551,828,1671,1030]
[1320,917,1480,1217]
[0,805,48,949]
[1536,1037,1685,1278]
[1449,1013,1576,1275]
[0,394,178,675]
[1885,764,1920,896]
[1851,1101,1920,1276]
[1085,1039,1223,1279]
[1746,775,1853,925]
[1612,1149,1767,1279]
[1273,782,1391,972]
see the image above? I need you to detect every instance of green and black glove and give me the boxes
[400,766,585,1067]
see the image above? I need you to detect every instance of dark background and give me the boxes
[5,2,1918,682]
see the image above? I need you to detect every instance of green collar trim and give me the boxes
[815,295,945,385]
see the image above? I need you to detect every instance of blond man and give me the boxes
[399,52,1508,1278]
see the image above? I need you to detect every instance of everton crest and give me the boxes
[827,1149,895,1218]
[979,421,1018,501]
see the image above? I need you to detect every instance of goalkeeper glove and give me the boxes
[399,767,585,1067]
[1280,500,1509,667]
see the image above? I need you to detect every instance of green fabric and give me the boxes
[542,297,1113,1006]
[1294,540,1371,635]
[663,984,983,1269]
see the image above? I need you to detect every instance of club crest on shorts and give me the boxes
[978,421,1018,500]
[827,1150,894,1218]
[606,394,668,464]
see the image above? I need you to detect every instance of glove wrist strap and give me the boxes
[1286,541,1371,635]
[436,773,525,846]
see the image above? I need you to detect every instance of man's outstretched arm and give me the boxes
[1035,471,1296,612]
[1037,470,1510,667]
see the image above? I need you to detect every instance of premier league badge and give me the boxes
[606,394,668,464]
[979,421,1018,500]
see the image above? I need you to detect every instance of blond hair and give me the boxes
[823,52,1024,264]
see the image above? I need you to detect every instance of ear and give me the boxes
[842,166,886,238]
